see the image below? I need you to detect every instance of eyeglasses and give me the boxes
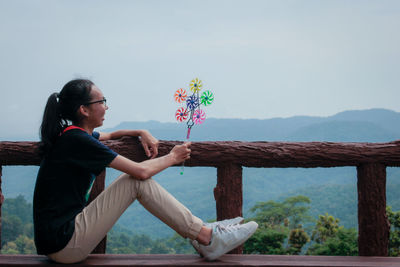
[84,97,107,107]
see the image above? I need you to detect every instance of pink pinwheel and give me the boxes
[174,88,187,103]
[175,107,188,122]
[193,109,206,125]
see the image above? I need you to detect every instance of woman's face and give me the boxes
[85,85,108,128]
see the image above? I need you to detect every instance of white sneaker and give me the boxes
[197,221,258,261]
[204,217,244,228]
[190,217,244,256]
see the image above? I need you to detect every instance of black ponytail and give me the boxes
[39,79,94,155]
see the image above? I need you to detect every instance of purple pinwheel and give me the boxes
[186,95,200,110]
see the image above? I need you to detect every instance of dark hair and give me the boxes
[39,79,94,155]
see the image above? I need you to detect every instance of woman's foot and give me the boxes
[198,221,258,261]
[191,217,244,255]
[196,226,212,246]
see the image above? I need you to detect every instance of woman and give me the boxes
[33,79,257,263]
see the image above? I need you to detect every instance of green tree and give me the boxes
[245,195,312,255]
[150,241,175,254]
[15,235,36,254]
[244,226,288,254]
[130,234,154,254]
[23,223,34,239]
[287,226,310,255]
[2,195,34,248]
[1,242,19,254]
[2,215,24,246]
[3,195,33,224]
[1,235,35,254]
[165,233,195,254]
[106,230,155,254]
[311,213,340,244]
[307,213,357,256]
[307,228,357,256]
[387,206,400,256]
[250,195,312,229]
[106,225,190,255]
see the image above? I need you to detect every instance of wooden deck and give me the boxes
[1,254,400,267]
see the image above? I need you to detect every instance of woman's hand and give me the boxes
[140,130,159,159]
[170,142,191,164]
[100,129,159,158]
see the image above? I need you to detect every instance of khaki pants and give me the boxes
[48,173,203,264]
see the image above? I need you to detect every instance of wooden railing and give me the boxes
[1,137,400,256]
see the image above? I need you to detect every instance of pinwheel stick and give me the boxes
[181,123,193,175]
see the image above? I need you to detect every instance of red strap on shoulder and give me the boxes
[62,125,86,134]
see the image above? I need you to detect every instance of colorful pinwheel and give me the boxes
[186,95,200,110]
[173,78,214,175]
[200,90,214,106]
[174,88,187,103]
[189,78,202,92]
[193,109,206,125]
[175,107,188,122]
[174,78,214,127]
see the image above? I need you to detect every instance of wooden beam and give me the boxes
[357,163,389,256]
[215,164,243,254]
[2,139,400,167]
[215,164,243,220]
[0,165,2,250]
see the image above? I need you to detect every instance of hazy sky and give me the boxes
[1,0,399,139]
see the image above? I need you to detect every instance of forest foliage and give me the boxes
[2,194,400,256]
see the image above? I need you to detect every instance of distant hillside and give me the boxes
[3,108,400,238]
[286,121,398,142]
[105,108,400,142]
[276,167,400,229]
[329,109,400,134]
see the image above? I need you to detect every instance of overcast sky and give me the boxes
[1,0,399,139]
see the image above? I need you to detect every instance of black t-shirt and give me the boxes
[33,128,118,255]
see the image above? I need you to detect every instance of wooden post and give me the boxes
[214,164,243,254]
[0,165,3,250]
[357,163,389,256]
[87,170,107,254]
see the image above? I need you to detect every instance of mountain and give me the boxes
[286,120,398,142]
[328,109,400,134]
[2,108,400,238]
[105,108,400,142]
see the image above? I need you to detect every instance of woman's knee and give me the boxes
[47,247,88,264]
[113,174,155,198]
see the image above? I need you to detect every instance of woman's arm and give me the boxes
[99,130,159,159]
[99,130,143,141]
[109,142,191,180]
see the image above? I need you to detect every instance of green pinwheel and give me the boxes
[201,90,214,106]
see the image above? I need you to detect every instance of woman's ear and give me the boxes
[77,105,90,118]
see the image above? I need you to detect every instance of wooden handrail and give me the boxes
[1,137,399,256]
[2,138,400,167]
[2,254,400,267]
